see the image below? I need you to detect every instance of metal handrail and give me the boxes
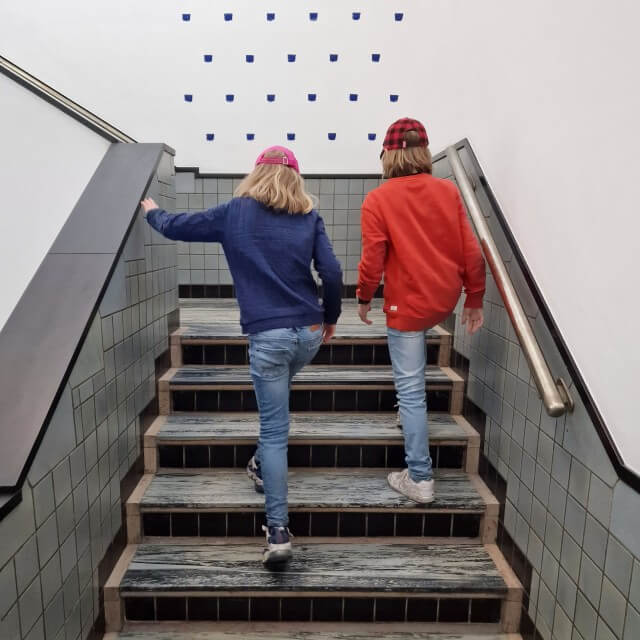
[0,55,135,143]
[446,146,573,417]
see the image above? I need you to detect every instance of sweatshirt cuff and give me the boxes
[463,291,484,309]
[356,283,375,303]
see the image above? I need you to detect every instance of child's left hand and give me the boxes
[140,198,159,213]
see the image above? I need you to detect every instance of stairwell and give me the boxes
[103,298,523,640]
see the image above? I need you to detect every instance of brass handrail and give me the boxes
[446,146,573,417]
[0,55,135,143]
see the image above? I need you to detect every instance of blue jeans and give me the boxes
[249,326,323,527]
[387,328,434,482]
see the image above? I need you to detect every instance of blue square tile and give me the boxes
[349,93,358,101]
[266,94,276,102]
[330,54,339,62]
[225,94,234,102]
[288,54,296,62]
[245,54,254,63]
[308,93,317,102]
[371,53,381,62]
[287,133,296,141]
[182,13,191,22]
[184,94,193,102]
[328,133,336,140]
[206,133,215,141]
[246,133,255,141]
[368,133,376,140]
[203,54,213,63]
[352,12,361,20]
[224,13,233,21]
[266,12,275,21]
[309,12,318,21]
[390,94,399,102]
[395,12,404,21]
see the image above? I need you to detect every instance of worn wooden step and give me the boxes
[172,299,452,367]
[105,544,521,632]
[158,366,464,415]
[144,413,480,474]
[126,470,497,543]
[106,624,523,640]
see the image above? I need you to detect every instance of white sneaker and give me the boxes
[394,403,402,428]
[262,525,293,565]
[388,469,435,504]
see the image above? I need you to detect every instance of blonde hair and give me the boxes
[381,130,433,179]
[234,150,314,214]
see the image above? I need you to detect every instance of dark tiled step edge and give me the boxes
[145,413,479,474]
[106,544,520,629]
[127,470,496,541]
[159,367,463,415]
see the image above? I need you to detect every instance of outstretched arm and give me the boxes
[141,197,229,242]
[313,215,343,341]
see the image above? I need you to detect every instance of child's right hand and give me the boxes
[461,308,483,335]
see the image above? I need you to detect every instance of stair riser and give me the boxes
[166,389,461,414]
[139,511,483,539]
[156,443,466,471]
[122,594,503,625]
[180,343,443,367]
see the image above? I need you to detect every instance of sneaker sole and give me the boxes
[246,466,264,494]
[263,548,293,565]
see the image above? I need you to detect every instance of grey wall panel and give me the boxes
[0,150,177,640]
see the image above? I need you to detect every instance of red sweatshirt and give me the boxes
[357,173,485,331]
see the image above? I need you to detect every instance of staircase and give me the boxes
[104,298,523,640]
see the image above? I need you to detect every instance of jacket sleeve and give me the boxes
[356,198,388,302]
[456,192,486,308]
[145,203,229,242]
[313,215,343,324]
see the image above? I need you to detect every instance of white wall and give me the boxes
[0,74,110,331]
[2,0,639,473]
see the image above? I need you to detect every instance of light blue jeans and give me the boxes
[249,326,323,527]
[387,328,434,482]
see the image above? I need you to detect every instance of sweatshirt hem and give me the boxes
[243,312,325,335]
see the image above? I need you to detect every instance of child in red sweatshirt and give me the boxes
[357,118,485,503]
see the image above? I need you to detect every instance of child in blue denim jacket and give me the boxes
[142,146,342,564]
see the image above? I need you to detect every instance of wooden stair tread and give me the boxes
[119,543,507,595]
[177,299,448,342]
[151,413,475,444]
[165,366,460,388]
[135,469,487,512]
[108,626,520,639]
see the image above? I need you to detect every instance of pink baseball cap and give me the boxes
[255,145,300,173]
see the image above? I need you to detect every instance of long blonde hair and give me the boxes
[234,150,314,214]
[381,130,433,179]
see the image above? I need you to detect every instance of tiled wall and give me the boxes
[443,148,640,640]
[0,153,178,640]
[174,170,382,291]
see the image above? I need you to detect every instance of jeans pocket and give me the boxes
[249,343,290,380]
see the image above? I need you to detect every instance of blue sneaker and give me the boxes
[262,525,293,565]
[246,455,264,493]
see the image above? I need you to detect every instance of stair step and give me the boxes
[106,543,520,630]
[152,413,474,444]
[164,365,458,388]
[177,299,449,343]
[107,625,521,640]
[137,469,486,513]
[127,469,496,542]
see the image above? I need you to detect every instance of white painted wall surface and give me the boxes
[0,74,110,332]
[1,1,639,472]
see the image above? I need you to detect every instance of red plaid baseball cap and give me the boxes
[381,118,429,157]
